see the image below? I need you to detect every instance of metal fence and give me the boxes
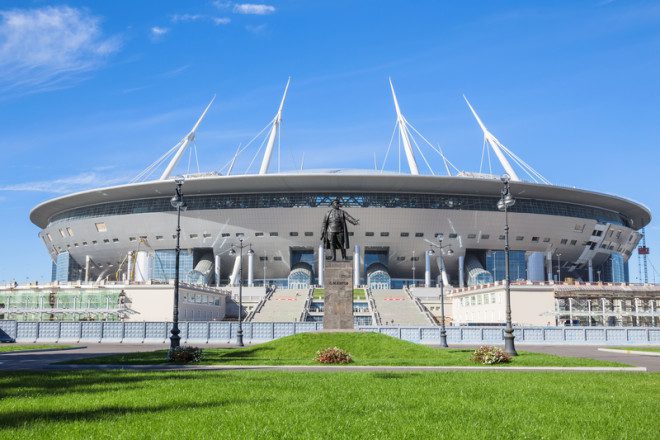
[0,320,658,345]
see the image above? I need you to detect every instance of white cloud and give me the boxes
[245,24,267,34]
[170,14,205,23]
[170,14,230,26]
[233,4,276,15]
[0,172,129,194]
[0,6,120,96]
[150,26,169,40]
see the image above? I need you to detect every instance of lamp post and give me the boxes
[497,174,518,356]
[229,240,254,347]
[428,240,454,347]
[169,177,187,351]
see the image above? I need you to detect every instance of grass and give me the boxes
[0,344,75,353]
[313,288,366,300]
[610,346,660,353]
[67,332,627,367]
[0,369,657,439]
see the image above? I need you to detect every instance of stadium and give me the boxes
[3,81,658,327]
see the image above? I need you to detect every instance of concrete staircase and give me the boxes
[250,288,308,322]
[370,289,434,325]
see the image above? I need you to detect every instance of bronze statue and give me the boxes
[321,197,359,261]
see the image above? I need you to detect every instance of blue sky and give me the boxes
[0,0,659,283]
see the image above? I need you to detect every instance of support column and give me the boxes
[424,250,431,287]
[127,251,134,283]
[353,244,360,288]
[458,255,465,288]
[602,298,607,326]
[214,254,221,287]
[588,259,594,283]
[229,254,241,286]
[546,251,553,282]
[318,244,324,287]
[568,297,573,326]
[247,250,254,287]
[84,255,91,283]
[436,256,449,286]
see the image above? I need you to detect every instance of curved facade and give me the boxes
[31,172,651,288]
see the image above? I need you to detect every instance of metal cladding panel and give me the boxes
[252,322,274,340]
[483,328,503,342]
[521,328,543,342]
[187,322,209,343]
[627,329,648,343]
[145,322,168,342]
[585,329,606,341]
[37,322,60,342]
[293,322,318,334]
[0,320,17,341]
[400,328,422,342]
[167,322,187,341]
[273,323,294,339]
[421,327,440,341]
[649,330,660,342]
[209,322,231,341]
[461,327,481,341]
[445,327,461,342]
[17,322,38,340]
[564,328,585,342]
[80,322,103,341]
[606,328,627,342]
[59,322,81,341]
[544,328,564,342]
[102,322,123,342]
[379,327,399,338]
[123,322,146,342]
[30,174,651,230]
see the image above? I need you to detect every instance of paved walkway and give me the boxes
[0,343,657,372]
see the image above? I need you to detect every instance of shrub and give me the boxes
[471,345,511,365]
[315,346,353,364]
[168,346,203,363]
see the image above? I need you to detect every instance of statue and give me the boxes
[321,197,359,261]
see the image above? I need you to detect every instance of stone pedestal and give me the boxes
[323,261,354,330]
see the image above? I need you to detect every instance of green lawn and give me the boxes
[0,344,75,353]
[611,346,660,353]
[0,370,657,439]
[68,332,627,367]
[313,288,366,300]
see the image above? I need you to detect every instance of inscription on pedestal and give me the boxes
[323,261,354,330]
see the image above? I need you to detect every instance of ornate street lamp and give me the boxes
[229,240,254,347]
[498,173,518,356]
[428,240,454,347]
[169,177,187,351]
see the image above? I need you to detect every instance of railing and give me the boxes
[245,286,277,322]
[300,288,313,322]
[364,288,382,326]
[0,320,658,345]
[405,287,437,326]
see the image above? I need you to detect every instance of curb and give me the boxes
[598,348,660,357]
[0,346,88,355]
[46,364,647,373]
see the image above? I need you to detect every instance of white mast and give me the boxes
[463,95,520,181]
[160,96,215,180]
[389,78,419,175]
[259,77,291,175]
